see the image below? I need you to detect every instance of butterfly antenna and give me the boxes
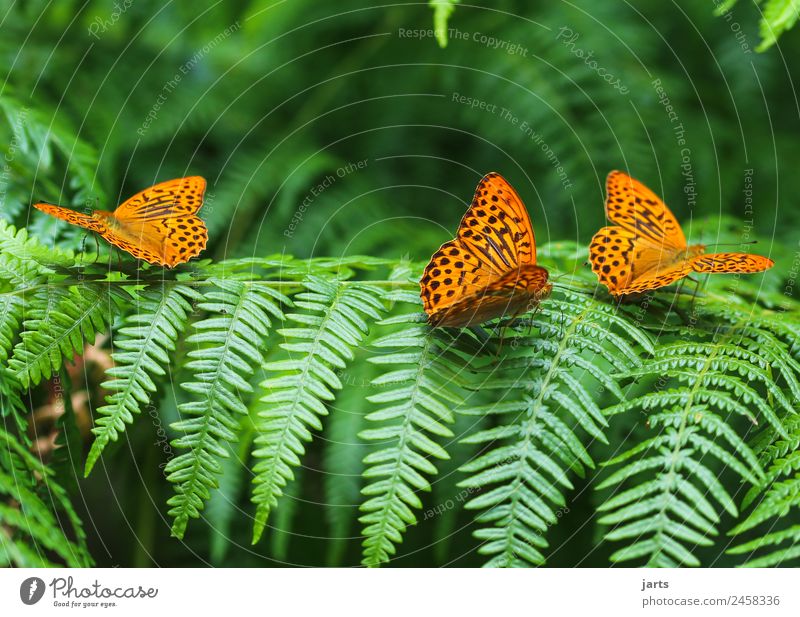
[549,271,570,289]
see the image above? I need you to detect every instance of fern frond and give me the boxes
[0,253,43,363]
[0,369,27,436]
[624,341,793,437]
[0,218,75,269]
[85,284,200,475]
[715,0,800,51]
[459,290,649,567]
[0,93,105,206]
[597,316,785,567]
[251,277,385,543]
[0,426,92,566]
[758,0,800,51]
[728,414,800,566]
[166,279,287,539]
[8,282,129,388]
[358,290,464,567]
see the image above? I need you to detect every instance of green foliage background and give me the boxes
[0,0,799,567]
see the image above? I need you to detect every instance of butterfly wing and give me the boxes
[94,216,206,267]
[605,170,687,250]
[424,265,550,328]
[113,176,206,219]
[455,172,537,272]
[420,238,492,322]
[589,226,636,295]
[589,225,689,296]
[691,252,774,274]
[108,176,208,267]
[591,171,693,296]
[421,173,545,326]
[32,203,108,234]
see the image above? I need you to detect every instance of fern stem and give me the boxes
[647,318,741,566]
[252,282,348,542]
[0,279,415,299]
[498,306,585,566]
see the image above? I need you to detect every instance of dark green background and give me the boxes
[2,1,797,566]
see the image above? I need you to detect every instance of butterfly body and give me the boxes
[420,172,550,327]
[33,176,207,268]
[590,171,773,297]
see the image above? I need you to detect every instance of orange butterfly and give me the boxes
[589,170,774,297]
[34,176,208,268]
[420,172,551,327]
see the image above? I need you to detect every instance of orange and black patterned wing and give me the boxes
[33,178,207,268]
[589,225,689,296]
[100,216,208,268]
[32,203,107,234]
[113,176,206,219]
[605,171,686,250]
[424,264,550,328]
[420,238,491,322]
[589,226,636,295]
[691,252,774,274]
[455,172,537,273]
[110,176,207,267]
[420,173,545,326]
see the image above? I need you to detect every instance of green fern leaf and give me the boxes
[757,0,800,51]
[8,283,129,388]
[359,290,465,566]
[728,415,800,566]
[0,426,93,566]
[85,283,200,475]
[166,279,287,539]
[459,290,647,567]
[598,316,789,567]
[0,252,43,364]
[0,218,76,269]
[251,277,385,543]
[429,0,460,48]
